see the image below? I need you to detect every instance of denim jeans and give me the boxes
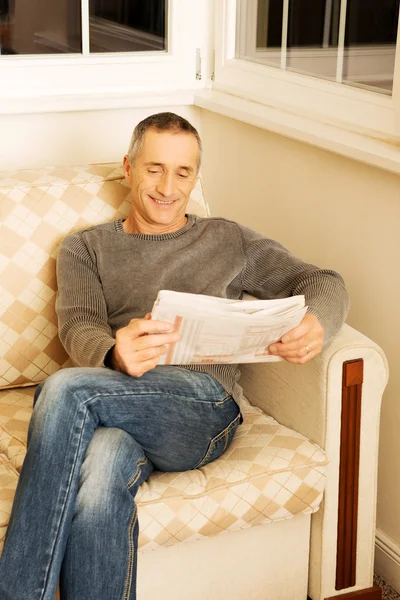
[0,366,241,600]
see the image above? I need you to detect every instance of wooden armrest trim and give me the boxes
[325,584,382,599]
[336,359,364,591]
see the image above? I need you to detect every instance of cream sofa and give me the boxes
[0,164,388,600]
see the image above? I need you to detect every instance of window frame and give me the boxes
[0,0,212,115]
[213,0,400,141]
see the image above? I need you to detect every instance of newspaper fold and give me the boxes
[151,290,307,365]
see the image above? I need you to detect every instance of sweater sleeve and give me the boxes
[56,233,115,367]
[237,224,350,344]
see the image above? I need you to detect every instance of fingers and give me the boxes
[113,341,169,378]
[268,313,324,364]
[279,314,324,348]
[280,322,310,345]
[116,319,176,351]
[125,356,163,378]
[132,345,168,362]
[113,317,179,378]
[280,346,321,365]
[126,318,172,336]
[269,339,319,358]
[124,346,169,377]
[132,331,179,351]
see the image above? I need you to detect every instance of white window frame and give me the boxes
[0,0,212,115]
[212,0,400,141]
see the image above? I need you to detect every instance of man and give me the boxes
[0,112,349,600]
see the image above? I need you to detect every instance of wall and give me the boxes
[199,109,400,587]
[0,105,200,170]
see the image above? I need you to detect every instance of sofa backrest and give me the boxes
[0,163,209,389]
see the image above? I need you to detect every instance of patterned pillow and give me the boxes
[0,164,209,389]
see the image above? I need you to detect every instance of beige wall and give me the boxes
[0,106,200,170]
[199,109,400,550]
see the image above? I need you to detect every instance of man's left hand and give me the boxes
[268,314,324,364]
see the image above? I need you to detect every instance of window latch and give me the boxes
[196,48,202,80]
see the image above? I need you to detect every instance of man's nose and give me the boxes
[156,173,174,197]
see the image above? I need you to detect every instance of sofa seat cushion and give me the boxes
[0,384,327,555]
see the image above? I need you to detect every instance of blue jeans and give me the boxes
[0,366,241,600]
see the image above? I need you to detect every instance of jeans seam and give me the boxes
[126,458,148,490]
[123,505,138,600]
[39,405,89,600]
[215,394,234,406]
[223,431,229,452]
[212,413,240,445]
[83,390,225,405]
[195,413,240,469]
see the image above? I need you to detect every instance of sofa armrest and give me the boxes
[239,323,389,599]
[238,323,388,448]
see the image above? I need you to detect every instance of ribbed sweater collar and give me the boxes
[114,214,197,241]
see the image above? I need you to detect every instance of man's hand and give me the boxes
[109,315,179,377]
[268,314,324,364]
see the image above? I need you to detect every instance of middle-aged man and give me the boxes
[0,112,349,600]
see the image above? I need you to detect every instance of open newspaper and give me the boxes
[151,290,307,365]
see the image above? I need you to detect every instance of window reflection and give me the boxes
[0,0,81,55]
[286,0,340,80]
[0,0,167,55]
[343,0,400,92]
[89,0,167,53]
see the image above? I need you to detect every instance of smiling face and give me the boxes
[123,128,200,235]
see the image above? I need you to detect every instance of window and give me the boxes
[237,0,400,94]
[0,0,167,55]
[214,0,400,140]
[90,0,166,53]
[0,0,207,113]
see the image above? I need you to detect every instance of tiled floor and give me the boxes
[375,574,400,600]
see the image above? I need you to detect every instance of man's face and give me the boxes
[124,129,199,234]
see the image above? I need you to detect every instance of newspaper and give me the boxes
[151,290,307,365]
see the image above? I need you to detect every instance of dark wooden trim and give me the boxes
[325,584,382,599]
[335,359,364,590]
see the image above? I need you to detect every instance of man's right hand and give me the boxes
[108,316,179,378]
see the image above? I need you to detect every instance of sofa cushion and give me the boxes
[0,164,209,390]
[0,384,327,555]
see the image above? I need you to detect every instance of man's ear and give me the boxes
[123,155,132,182]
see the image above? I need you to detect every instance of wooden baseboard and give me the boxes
[325,584,382,599]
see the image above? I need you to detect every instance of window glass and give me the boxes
[253,0,283,66]
[0,0,82,55]
[0,0,167,56]
[89,0,167,53]
[286,0,340,80]
[236,0,400,94]
[343,0,400,93]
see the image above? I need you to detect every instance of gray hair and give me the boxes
[127,112,202,171]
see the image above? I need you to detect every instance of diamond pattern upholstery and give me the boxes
[0,386,327,555]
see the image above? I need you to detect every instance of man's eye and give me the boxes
[148,170,162,174]
[178,173,189,179]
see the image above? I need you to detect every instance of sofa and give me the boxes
[0,163,388,600]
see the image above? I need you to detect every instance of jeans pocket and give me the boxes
[193,412,241,470]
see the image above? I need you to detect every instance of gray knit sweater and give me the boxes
[56,214,349,407]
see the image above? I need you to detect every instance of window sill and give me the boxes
[194,90,400,177]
